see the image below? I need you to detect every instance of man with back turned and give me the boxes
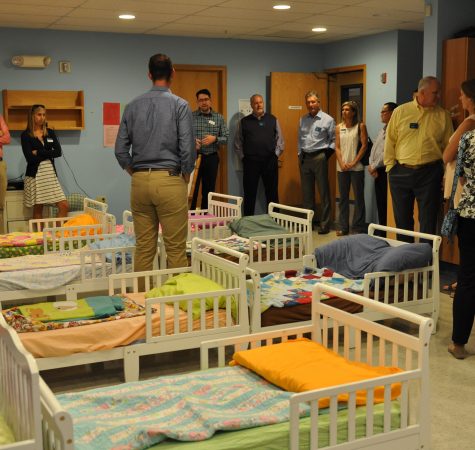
[115,53,195,270]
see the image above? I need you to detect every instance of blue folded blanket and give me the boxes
[315,235,432,279]
[88,233,135,264]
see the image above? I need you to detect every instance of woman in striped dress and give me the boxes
[21,104,69,219]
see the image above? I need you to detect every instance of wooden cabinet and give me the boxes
[440,37,475,263]
[2,90,84,130]
[3,190,32,233]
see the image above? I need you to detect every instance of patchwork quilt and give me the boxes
[259,268,364,311]
[57,365,310,450]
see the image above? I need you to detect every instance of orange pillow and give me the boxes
[61,213,101,237]
[231,338,402,408]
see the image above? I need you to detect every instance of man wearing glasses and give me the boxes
[368,102,398,230]
[192,89,228,209]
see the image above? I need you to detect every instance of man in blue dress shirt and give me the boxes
[115,54,195,271]
[298,91,336,234]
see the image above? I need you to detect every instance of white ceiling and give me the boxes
[0,0,425,44]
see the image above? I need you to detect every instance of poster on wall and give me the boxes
[103,102,120,148]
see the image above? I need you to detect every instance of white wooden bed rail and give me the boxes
[246,203,313,273]
[365,224,441,328]
[0,316,42,450]
[201,284,432,450]
[43,213,116,253]
[187,192,242,241]
[29,197,108,232]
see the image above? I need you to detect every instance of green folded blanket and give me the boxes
[146,273,235,320]
[229,214,290,238]
[18,296,124,322]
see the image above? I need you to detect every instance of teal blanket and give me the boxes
[58,366,310,449]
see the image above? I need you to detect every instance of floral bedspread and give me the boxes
[260,268,364,311]
[57,365,309,450]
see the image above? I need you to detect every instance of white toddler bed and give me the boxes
[192,202,314,273]
[248,224,441,334]
[0,232,135,307]
[28,197,108,232]
[187,192,242,240]
[4,238,249,383]
[26,284,431,449]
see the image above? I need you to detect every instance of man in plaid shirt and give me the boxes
[192,89,229,209]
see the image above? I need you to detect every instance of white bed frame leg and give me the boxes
[123,348,139,382]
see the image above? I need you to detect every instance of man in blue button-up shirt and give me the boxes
[298,91,335,234]
[115,53,195,271]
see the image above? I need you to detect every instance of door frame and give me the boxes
[174,64,228,194]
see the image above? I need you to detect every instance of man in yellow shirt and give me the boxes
[384,76,453,238]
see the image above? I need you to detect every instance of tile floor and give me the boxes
[41,229,475,450]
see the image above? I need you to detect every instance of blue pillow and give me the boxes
[373,243,432,273]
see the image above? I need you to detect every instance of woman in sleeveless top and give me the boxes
[334,101,367,236]
[21,105,69,219]
[442,79,475,296]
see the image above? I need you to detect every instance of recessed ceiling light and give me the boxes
[119,14,136,20]
[312,27,327,33]
[273,5,291,10]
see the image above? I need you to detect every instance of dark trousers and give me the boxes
[374,166,388,226]
[388,162,443,242]
[452,216,475,345]
[199,153,219,210]
[337,170,366,233]
[243,155,278,216]
[300,151,331,230]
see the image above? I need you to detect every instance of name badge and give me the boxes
[208,120,215,125]
[46,138,54,142]
[409,122,419,129]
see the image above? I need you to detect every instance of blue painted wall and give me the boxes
[1,26,424,222]
[0,27,324,219]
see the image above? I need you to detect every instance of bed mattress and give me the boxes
[18,293,230,358]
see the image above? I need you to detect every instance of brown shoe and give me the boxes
[448,343,468,359]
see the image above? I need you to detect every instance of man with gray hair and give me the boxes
[234,94,284,216]
[384,76,453,239]
[298,91,335,234]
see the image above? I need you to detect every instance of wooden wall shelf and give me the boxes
[2,90,85,130]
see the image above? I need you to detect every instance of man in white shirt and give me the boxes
[368,102,397,229]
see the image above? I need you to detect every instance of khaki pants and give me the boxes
[131,170,188,272]
[0,160,6,234]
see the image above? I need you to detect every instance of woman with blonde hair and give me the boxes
[334,100,367,236]
[21,104,68,219]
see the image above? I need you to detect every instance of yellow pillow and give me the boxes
[231,338,401,408]
[62,213,101,236]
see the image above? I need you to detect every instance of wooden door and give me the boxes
[172,65,228,197]
[270,72,329,206]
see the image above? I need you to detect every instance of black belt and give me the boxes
[133,168,180,175]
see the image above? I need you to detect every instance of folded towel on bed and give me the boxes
[231,338,402,408]
[315,235,432,279]
[17,296,123,322]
